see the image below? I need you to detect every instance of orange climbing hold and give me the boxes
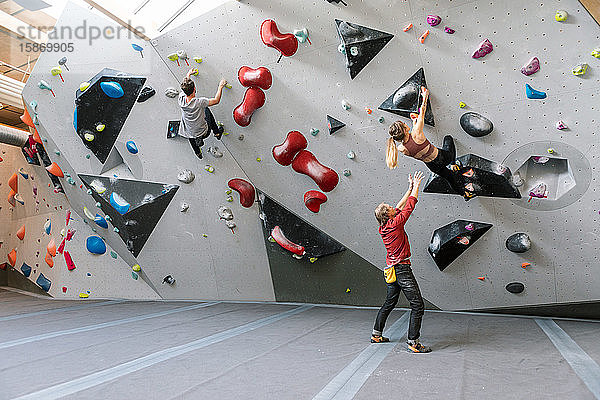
[419,30,430,44]
[521,262,530,269]
[477,276,485,281]
[16,224,25,240]
[8,190,16,207]
[7,249,16,267]
[20,107,34,128]
[47,239,57,257]
[45,251,54,267]
[46,162,64,178]
[32,128,42,144]
[8,173,18,193]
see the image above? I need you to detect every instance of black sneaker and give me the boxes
[407,341,431,353]
[371,335,390,343]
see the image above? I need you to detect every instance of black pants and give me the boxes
[373,263,425,341]
[424,135,463,194]
[188,108,220,155]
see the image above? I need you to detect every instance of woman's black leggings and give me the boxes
[424,135,463,194]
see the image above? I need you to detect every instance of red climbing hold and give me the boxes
[66,210,71,226]
[304,190,328,213]
[272,131,308,166]
[233,87,266,127]
[271,226,305,256]
[228,178,256,208]
[46,162,64,178]
[64,251,76,271]
[291,150,339,192]
[8,173,18,193]
[7,249,16,267]
[0,263,7,271]
[8,190,16,207]
[16,224,25,240]
[66,229,75,241]
[62,286,67,293]
[260,19,298,58]
[45,251,54,267]
[238,66,272,90]
[57,238,66,254]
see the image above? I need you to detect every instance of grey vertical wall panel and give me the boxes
[153,0,599,310]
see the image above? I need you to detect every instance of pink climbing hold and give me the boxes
[472,39,493,59]
[271,226,305,256]
[521,57,540,76]
[304,190,328,213]
[66,210,71,226]
[233,87,266,127]
[444,27,455,34]
[228,178,256,208]
[238,66,272,90]
[427,15,441,26]
[291,150,339,192]
[272,131,308,166]
[57,238,66,254]
[64,251,76,271]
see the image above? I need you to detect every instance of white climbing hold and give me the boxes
[165,87,178,98]
[180,202,189,212]
[177,169,195,184]
[556,120,567,130]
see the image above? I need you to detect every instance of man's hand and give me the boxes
[413,170,424,187]
[187,68,196,78]
[219,79,228,88]
[407,173,414,189]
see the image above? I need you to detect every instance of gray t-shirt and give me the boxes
[178,91,210,138]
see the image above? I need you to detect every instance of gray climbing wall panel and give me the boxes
[151,0,600,310]
[20,3,275,301]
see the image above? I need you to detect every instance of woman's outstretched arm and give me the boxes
[411,86,429,139]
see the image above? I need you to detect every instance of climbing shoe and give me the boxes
[371,335,390,343]
[407,341,431,353]
[214,122,224,139]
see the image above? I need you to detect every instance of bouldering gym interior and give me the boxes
[1,0,600,398]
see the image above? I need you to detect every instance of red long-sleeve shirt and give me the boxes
[379,196,418,267]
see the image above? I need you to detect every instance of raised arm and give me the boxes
[410,86,429,139]
[208,79,228,106]
[410,170,424,200]
[396,174,414,209]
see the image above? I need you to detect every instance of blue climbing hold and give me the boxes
[86,236,107,254]
[21,263,32,277]
[36,273,51,292]
[73,107,77,131]
[109,192,130,214]
[94,214,108,229]
[525,84,546,99]
[100,81,124,99]
[126,141,138,154]
[132,43,143,52]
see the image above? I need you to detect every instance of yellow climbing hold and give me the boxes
[309,257,318,263]
[83,206,95,220]
[79,293,89,298]
[132,264,141,272]
[547,148,555,154]
[51,66,62,76]
[202,233,208,238]
[80,82,90,92]
[90,180,106,194]
[84,133,95,142]
[96,123,105,132]
[167,53,179,61]
[256,157,262,162]
[193,57,203,63]
[459,102,467,108]
[346,288,351,293]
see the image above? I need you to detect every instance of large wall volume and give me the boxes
[15,0,600,312]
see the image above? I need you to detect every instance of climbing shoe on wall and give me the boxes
[371,335,390,343]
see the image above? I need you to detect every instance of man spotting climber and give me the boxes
[179,69,227,159]
[372,171,431,353]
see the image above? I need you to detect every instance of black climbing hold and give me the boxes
[162,275,175,285]
[423,154,521,199]
[327,115,345,134]
[36,273,51,292]
[506,282,525,294]
[378,68,435,126]
[75,68,146,163]
[335,19,394,79]
[257,190,346,258]
[21,262,32,277]
[326,0,347,5]
[79,174,179,257]
[460,112,493,137]
[137,86,156,102]
[428,219,492,271]
[506,233,531,253]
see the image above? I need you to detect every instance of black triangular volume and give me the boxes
[423,154,521,199]
[257,190,345,258]
[327,115,345,134]
[75,68,146,164]
[378,67,435,126]
[428,220,492,271]
[78,174,178,257]
[335,19,394,79]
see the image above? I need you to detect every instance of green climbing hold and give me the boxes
[378,116,385,123]
[85,154,91,159]
[310,128,319,136]
[110,251,117,259]
[132,271,139,280]
[343,169,351,177]
[55,150,61,156]
[113,227,119,232]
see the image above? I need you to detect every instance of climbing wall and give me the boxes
[20,2,275,301]
[151,0,600,310]
[0,141,159,299]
